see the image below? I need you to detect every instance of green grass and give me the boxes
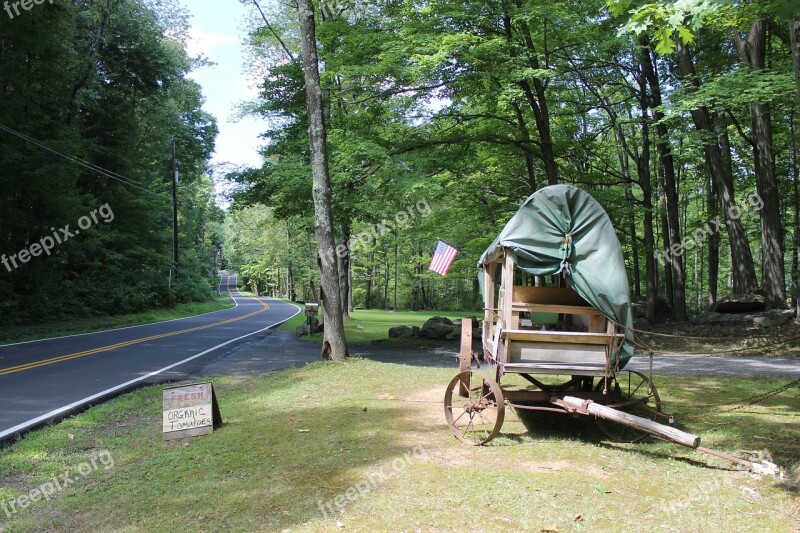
[0,295,236,345]
[0,360,798,532]
[279,308,480,344]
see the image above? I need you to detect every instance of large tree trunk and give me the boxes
[658,186,673,306]
[732,21,786,309]
[366,241,375,309]
[614,107,656,320]
[791,15,800,103]
[640,41,687,320]
[628,202,641,298]
[707,175,721,307]
[512,102,538,192]
[337,224,352,319]
[643,201,658,323]
[348,258,354,313]
[297,0,348,361]
[711,111,735,305]
[383,245,390,309]
[393,229,398,310]
[792,111,800,317]
[286,224,296,301]
[792,16,800,319]
[635,101,658,323]
[674,38,758,294]
[731,19,786,309]
[501,0,559,186]
[751,101,785,307]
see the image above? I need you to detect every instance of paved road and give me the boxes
[349,343,800,379]
[626,352,800,378]
[198,330,800,380]
[0,273,300,440]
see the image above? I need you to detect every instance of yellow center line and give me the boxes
[0,278,269,377]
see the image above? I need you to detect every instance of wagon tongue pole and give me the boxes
[557,396,699,448]
[556,396,782,476]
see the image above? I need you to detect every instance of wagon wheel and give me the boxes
[444,370,505,446]
[594,370,661,443]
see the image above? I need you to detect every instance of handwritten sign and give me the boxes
[162,382,222,441]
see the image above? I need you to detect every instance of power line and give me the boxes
[0,123,170,200]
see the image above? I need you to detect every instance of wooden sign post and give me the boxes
[162,382,222,441]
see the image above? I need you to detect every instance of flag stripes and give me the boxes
[429,240,458,276]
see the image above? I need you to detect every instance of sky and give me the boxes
[179,0,264,170]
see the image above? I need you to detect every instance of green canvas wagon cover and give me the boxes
[479,184,635,366]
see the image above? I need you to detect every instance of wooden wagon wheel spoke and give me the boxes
[448,406,469,426]
[444,370,505,446]
[627,373,648,397]
[473,408,492,428]
[594,370,662,443]
[463,416,476,441]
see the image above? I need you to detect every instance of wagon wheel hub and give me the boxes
[463,398,492,414]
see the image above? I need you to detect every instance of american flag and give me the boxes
[429,240,458,276]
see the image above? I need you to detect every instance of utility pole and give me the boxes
[171,136,179,281]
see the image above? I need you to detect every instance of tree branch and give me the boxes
[252,0,295,62]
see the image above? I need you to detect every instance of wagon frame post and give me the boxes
[457,318,473,396]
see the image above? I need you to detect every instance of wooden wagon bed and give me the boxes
[480,254,626,379]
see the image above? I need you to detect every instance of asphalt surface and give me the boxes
[199,330,800,379]
[0,273,300,440]
[626,352,800,378]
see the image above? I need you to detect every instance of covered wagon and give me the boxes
[444,185,663,445]
[442,185,782,476]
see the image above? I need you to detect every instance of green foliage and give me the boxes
[222,0,800,315]
[607,0,732,53]
[0,0,221,324]
[673,67,796,110]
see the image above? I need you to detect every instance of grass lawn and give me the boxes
[0,295,236,345]
[279,308,480,344]
[0,359,798,532]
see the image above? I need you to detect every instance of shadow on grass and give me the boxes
[510,394,800,474]
[1,392,430,531]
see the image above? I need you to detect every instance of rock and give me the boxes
[388,325,413,338]
[445,329,461,340]
[712,293,766,313]
[753,309,796,327]
[420,316,455,339]
[691,309,795,327]
[630,296,671,322]
[411,326,420,337]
